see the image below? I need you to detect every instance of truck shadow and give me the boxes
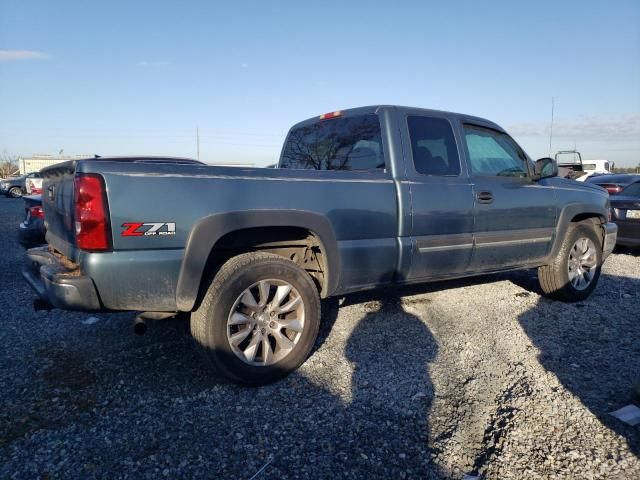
[15,269,637,477]
[510,269,640,456]
[166,268,639,474]
[614,245,640,257]
[196,295,443,479]
[37,282,441,477]
[330,268,640,461]
[339,296,440,478]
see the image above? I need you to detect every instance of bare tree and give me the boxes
[280,119,380,171]
[0,150,19,178]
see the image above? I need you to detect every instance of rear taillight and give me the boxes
[74,174,111,251]
[29,205,45,219]
[602,184,622,194]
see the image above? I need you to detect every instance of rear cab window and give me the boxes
[279,114,385,171]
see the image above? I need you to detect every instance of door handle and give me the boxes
[476,191,493,204]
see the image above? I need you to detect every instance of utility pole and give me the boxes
[196,127,200,161]
[548,96,554,157]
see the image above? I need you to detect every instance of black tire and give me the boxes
[191,252,321,386]
[9,186,22,198]
[538,223,603,302]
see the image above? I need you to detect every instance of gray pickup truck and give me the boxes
[24,105,617,385]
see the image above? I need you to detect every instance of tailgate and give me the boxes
[41,161,78,259]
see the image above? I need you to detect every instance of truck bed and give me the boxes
[41,159,399,311]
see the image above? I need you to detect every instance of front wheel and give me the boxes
[191,252,321,385]
[538,223,603,302]
[9,186,22,198]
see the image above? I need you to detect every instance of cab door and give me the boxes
[399,112,475,281]
[460,122,558,271]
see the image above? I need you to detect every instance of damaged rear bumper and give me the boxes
[22,247,101,311]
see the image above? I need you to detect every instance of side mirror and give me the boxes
[534,157,558,179]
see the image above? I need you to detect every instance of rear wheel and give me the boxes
[9,186,22,198]
[191,252,321,385]
[538,223,602,302]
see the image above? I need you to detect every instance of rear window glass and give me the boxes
[407,116,460,175]
[280,114,384,171]
[621,182,640,196]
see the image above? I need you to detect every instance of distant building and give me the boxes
[18,154,90,174]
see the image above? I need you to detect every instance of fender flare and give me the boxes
[547,202,607,261]
[175,210,340,311]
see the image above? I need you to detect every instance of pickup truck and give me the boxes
[24,106,617,385]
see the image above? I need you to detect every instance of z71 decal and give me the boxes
[121,222,176,237]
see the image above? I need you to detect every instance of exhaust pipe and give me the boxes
[133,311,175,335]
[133,316,147,335]
[33,298,53,311]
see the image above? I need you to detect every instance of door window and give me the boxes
[407,116,460,175]
[463,125,529,178]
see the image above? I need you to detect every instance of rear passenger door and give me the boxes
[400,113,475,280]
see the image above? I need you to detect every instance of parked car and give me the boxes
[610,181,640,247]
[586,173,640,194]
[25,172,43,195]
[1,175,27,198]
[23,106,617,385]
[19,195,46,248]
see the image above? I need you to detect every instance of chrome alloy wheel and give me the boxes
[567,237,598,290]
[227,279,305,366]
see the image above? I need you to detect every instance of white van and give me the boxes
[555,151,612,181]
[575,160,612,181]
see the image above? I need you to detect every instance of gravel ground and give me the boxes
[0,196,638,479]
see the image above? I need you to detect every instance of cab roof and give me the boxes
[289,105,504,133]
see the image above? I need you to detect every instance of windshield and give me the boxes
[463,125,529,177]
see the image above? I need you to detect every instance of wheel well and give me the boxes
[203,226,327,295]
[570,213,605,225]
[569,213,607,246]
